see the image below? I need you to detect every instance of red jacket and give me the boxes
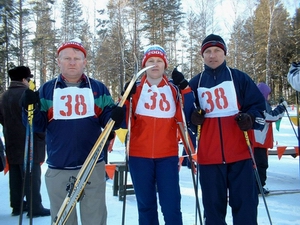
[126,75,192,158]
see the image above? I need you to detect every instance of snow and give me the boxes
[0,107,299,225]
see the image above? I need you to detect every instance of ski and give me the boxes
[53,65,154,225]
[265,189,300,196]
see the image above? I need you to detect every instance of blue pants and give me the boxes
[199,159,258,225]
[129,156,183,225]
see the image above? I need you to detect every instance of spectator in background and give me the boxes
[0,66,49,217]
[287,62,300,91]
[253,82,287,195]
[0,138,5,172]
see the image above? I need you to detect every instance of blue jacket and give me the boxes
[31,74,116,169]
[189,61,265,164]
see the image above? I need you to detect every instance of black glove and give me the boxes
[235,113,253,131]
[108,131,116,141]
[191,108,206,126]
[279,98,288,109]
[111,106,125,127]
[121,81,137,100]
[172,68,188,90]
[21,89,40,109]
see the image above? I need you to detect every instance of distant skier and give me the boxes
[287,62,300,91]
[253,82,287,195]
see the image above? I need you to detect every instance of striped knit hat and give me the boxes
[57,38,87,57]
[142,45,168,68]
[201,34,227,56]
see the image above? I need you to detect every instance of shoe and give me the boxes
[11,208,28,216]
[11,203,28,216]
[258,187,270,195]
[27,207,50,218]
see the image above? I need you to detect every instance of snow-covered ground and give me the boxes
[0,106,299,225]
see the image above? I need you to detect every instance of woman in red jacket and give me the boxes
[124,45,194,225]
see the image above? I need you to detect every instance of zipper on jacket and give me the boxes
[218,118,226,164]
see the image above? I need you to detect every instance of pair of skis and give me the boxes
[19,80,36,225]
[264,189,300,196]
[53,65,154,225]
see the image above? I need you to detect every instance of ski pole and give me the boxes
[121,96,133,225]
[280,98,298,139]
[122,56,138,225]
[296,92,300,178]
[244,131,272,225]
[178,97,203,225]
[19,123,30,225]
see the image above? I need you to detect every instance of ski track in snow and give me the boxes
[0,107,299,224]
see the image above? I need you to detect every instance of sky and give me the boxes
[76,0,299,44]
[0,105,299,224]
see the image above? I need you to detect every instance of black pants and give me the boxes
[254,147,268,187]
[9,163,44,213]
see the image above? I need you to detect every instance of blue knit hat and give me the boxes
[257,82,271,100]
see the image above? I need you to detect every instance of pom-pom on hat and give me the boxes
[8,66,33,81]
[57,38,87,57]
[201,34,227,56]
[257,82,271,100]
[142,45,168,68]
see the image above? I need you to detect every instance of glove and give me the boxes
[121,81,136,100]
[191,108,206,126]
[21,89,40,109]
[111,106,125,127]
[172,68,188,90]
[235,113,253,131]
[280,100,288,109]
[108,131,116,141]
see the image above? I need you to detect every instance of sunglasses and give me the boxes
[26,77,31,82]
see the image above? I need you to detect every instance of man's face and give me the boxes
[57,48,87,82]
[203,46,225,69]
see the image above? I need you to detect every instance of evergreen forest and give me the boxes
[0,0,299,104]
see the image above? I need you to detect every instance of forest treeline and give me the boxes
[0,0,299,104]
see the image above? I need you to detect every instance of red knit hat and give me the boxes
[142,45,168,68]
[57,38,87,57]
[201,34,227,56]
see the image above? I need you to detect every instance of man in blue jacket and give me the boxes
[21,39,124,225]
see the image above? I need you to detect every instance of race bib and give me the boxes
[136,83,176,118]
[197,80,239,118]
[53,87,95,120]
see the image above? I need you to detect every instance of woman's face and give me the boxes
[145,57,165,80]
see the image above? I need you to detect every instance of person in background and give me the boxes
[187,34,265,225]
[121,45,194,225]
[21,39,124,225]
[287,62,300,91]
[0,138,5,173]
[253,82,287,195]
[0,66,50,217]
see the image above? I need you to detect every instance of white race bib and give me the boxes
[136,83,176,118]
[53,87,95,120]
[197,80,239,118]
